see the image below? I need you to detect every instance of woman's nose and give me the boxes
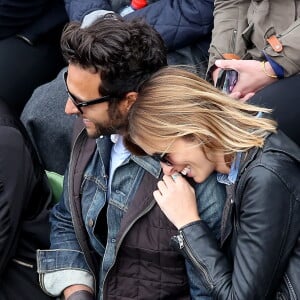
[160,162,176,175]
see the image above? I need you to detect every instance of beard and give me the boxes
[85,112,129,139]
[85,122,116,138]
[95,124,116,137]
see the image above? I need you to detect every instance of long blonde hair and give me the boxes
[127,67,277,156]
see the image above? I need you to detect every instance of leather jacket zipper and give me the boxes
[174,231,214,290]
[283,273,296,300]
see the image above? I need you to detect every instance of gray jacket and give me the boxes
[208,0,300,77]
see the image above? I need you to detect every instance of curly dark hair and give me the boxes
[61,15,167,99]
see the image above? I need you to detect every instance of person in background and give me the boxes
[0,0,68,116]
[37,16,225,300]
[21,0,214,175]
[207,0,300,146]
[0,100,54,299]
[125,66,300,299]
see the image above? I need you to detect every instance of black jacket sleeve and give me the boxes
[176,166,297,299]
[0,126,36,274]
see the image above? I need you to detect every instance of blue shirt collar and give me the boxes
[217,111,262,185]
[217,152,242,185]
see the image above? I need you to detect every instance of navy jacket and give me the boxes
[64,0,214,51]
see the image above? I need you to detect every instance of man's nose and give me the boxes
[65,98,79,115]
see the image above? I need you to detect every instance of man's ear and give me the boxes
[123,92,138,111]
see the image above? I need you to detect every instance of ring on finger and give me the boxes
[171,172,181,181]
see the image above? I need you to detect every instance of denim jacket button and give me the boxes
[88,219,94,227]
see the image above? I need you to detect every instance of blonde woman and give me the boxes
[125,67,300,299]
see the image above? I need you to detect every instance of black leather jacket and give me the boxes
[172,131,300,299]
[0,100,53,299]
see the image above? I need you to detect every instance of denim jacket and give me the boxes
[37,122,226,299]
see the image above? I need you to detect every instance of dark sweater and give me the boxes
[0,0,67,41]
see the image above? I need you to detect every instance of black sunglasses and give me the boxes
[152,153,173,166]
[63,71,112,113]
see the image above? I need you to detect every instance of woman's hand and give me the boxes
[153,174,200,229]
[213,59,278,101]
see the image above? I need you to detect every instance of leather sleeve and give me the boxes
[178,165,296,299]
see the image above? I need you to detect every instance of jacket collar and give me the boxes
[239,131,300,177]
[96,135,162,179]
[262,131,300,161]
[131,155,162,179]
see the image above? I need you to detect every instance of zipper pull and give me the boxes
[177,231,184,249]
